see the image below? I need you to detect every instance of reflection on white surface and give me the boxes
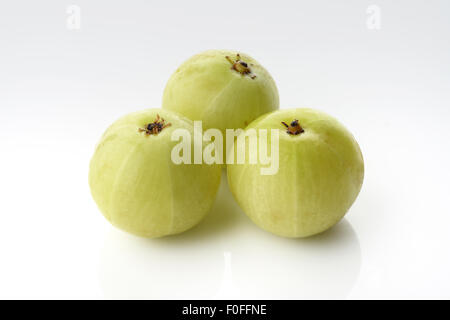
[100,172,361,299]
[226,219,361,299]
[99,229,223,299]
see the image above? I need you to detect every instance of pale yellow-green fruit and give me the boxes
[89,109,221,238]
[227,108,364,238]
[162,50,279,134]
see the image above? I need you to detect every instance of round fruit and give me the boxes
[89,109,221,238]
[162,50,279,135]
[227,108,364,238]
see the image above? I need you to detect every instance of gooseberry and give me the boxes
[89,109,221,238]
[227,108,364,238]
[162,50,279,140]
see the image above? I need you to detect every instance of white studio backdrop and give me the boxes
[0,0,449,299]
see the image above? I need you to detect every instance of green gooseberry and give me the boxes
[162,50,279,141]
[89,109,221,238]
[227,108,364,238]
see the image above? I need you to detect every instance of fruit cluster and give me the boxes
[89,50,364,238]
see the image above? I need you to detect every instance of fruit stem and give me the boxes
[281,120,304,135]
[139,114,171,136]
[225,54,256,79]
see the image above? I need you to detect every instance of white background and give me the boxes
[1,0,450,299]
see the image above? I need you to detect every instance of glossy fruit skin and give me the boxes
[162,50,279,133]
[89,109,221,238]
[227,108,364,238]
